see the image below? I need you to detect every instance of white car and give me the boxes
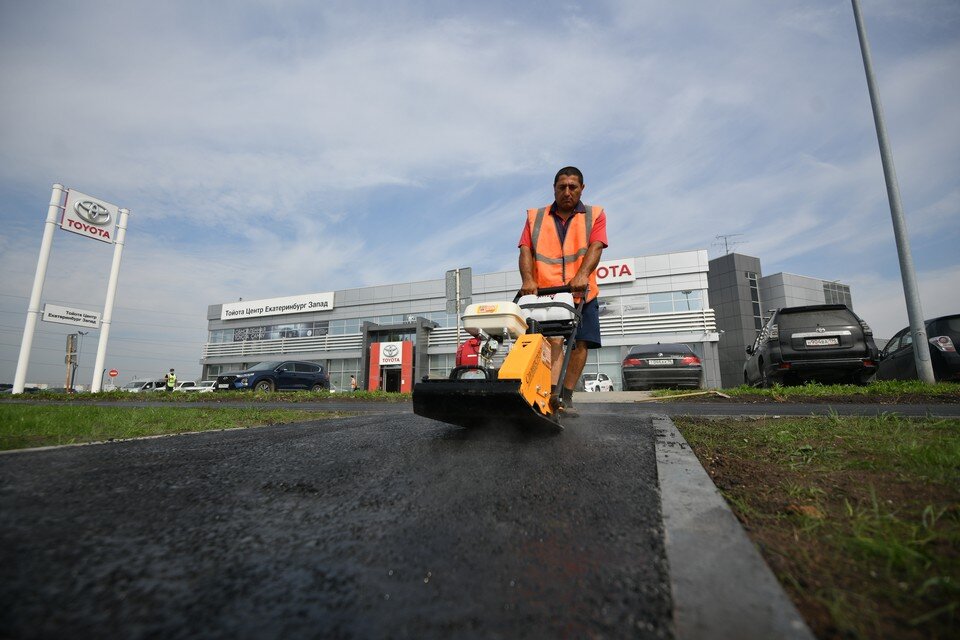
[174,380,199,392]
[194,380,217,393]
[120,379,165,393]
[582,373,614,392]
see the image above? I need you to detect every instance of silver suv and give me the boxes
[744,305,879,387]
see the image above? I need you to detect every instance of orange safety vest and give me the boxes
[526,205,601,301]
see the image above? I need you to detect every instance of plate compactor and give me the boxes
[412,286,584,430]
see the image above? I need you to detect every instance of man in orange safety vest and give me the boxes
[518,166,608,417]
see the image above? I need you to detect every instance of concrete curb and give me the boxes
[654,415,816,640]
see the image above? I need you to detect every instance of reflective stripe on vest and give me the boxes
[526,205,599,301]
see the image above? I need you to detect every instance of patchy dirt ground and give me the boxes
[673,391,960,404]
[677,417,960,640]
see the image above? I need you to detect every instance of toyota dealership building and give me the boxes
[201,249,854,391]
[202,250,722,391]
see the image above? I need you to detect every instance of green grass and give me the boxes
[0,405,336,450]
[728,379,958,398]
[676,415,960,639]
[0,389,412,403]
[653,379,960,400]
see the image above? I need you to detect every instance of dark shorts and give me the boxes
[575,297,601,349]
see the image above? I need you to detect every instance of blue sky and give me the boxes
[1,0,957,386]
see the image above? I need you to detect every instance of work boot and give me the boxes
[559,387,579,418]
[548,393,561,414]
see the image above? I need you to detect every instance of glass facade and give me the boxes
[326,358,362,392]
[598,290,704,318]
[209,311,460,343]
[823,282,852,308]
[746,271,763,329]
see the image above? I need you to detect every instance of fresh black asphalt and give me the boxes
[1,397,953,638]
[17,397,959,417]
[0,411,673,639]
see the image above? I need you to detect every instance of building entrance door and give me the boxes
[382,367,401,392]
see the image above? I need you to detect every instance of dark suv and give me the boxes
[215,360,330,392]
[744,305,879,387]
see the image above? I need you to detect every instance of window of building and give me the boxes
[746,272,763,330]
[674,290,703,311]
[579,346,636,391]
[823,282,852,308]
[329,318,362,335]
[648,293,674,314]
[203,364,233,378]
[427,353,456,379]
[326,358,361,392]
[208,329,232,343]
[220,321,330,342]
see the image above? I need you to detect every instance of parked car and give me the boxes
[744,304,879,387]
[194,380,217,393]
[876,314,960,382]
[173,380,199,392]
[120,379,165,393]
[215,361,330,392]
[580,373,614,392]
[621,343,702,390]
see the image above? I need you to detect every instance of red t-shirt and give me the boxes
[518,202,608,249]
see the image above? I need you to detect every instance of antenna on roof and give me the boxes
[712,234,746,255]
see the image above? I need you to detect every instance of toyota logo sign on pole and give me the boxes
[12,185,130,394]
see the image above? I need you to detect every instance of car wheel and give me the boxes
[759,366,772,389]
[311,383,326,392]
[254,380,274,393]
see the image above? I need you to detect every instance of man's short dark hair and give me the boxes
[554,166,584,185]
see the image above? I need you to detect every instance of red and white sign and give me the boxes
[108,369,119,378]
[378,341,403,365]
[596,258,635,285]
[60,189,120,244]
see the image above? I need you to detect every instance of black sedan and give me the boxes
[877,314,960,382]
[621,343,702,390]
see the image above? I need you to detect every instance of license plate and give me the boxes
[648,359,673,365]
[805,338,839,346]
[218,383,230,389]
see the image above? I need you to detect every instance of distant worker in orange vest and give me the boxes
[518,166,608,417]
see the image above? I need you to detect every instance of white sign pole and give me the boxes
[90,208,129,392]
[13,184,65,394]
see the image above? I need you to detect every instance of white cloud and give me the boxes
[849,265,960,339]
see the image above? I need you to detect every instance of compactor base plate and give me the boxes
[412,379,562,431]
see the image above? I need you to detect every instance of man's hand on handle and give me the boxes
[567,273,589,296]
[519,279,539,297]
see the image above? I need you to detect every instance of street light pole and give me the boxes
[850,0,935,383]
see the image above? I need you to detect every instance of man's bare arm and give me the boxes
[519,245,538,295]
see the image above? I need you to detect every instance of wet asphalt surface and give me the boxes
[0,410,672,639]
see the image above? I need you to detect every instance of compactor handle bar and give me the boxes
[511,284,586,303]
